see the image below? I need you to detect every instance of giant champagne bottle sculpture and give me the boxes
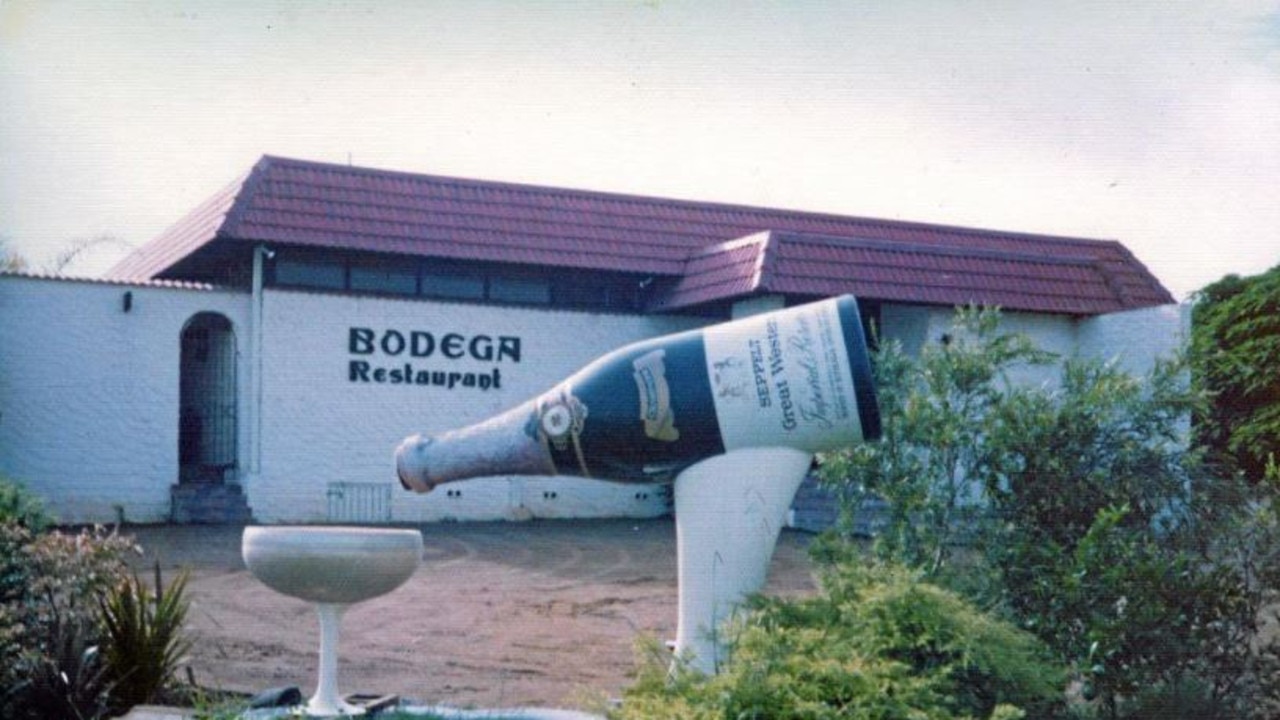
[396,295,879,490]
[396,295,880,673]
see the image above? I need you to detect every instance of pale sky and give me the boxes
[2,1,1278,299]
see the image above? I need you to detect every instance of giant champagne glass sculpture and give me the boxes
[242,526,423,716]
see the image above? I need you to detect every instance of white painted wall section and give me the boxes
[1,273,1191,525]
[1077,303,1190,376]
[249,289,705,523]
[0,276,249,523]
[879,303,1076,388]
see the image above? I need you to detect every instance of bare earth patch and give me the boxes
[126,518,819,711]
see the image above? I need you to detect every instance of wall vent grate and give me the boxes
[326,482,393,524]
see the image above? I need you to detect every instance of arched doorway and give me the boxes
[179,312,237,484]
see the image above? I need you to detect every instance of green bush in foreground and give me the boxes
[0,476,198,718]
[1,521,140,719]
[613,564,1065,720]
[101,566,194,715]
[818,307,1280,717]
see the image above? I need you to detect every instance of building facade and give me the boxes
[0,156,1186,525]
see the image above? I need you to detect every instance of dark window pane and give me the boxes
[554,277,643,311]
[351,265,417,295]
[423,272,485,300]
[557,283,601,307]
[490,276,551,304]
[274,260,345,289]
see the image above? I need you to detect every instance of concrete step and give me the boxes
[170,482,253,524]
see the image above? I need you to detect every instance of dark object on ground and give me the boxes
[248,686,302,708]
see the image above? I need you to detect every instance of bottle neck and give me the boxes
[396,401,554,491]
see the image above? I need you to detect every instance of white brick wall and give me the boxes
[249,289,703,523]
[879,304,1077,388]
[0,276,249,523]
[0,277,702,524]
[1078,303,1191,376]
[881,302,1190,380]
[1,274,1188,525]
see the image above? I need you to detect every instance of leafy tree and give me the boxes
[817,307,1053,577]
[1191,264,1280,479]
[819,308,1280,719]
[980,355,1203,661]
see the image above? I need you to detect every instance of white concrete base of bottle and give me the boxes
[672,446,813,675]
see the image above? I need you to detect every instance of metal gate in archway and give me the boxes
[179,312,237,484]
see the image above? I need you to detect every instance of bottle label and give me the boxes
[703,298,862,453]
[535,389,591,476]
[632,349,680,442]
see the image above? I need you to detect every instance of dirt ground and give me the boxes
[125,518,820,711]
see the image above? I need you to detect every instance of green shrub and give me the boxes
[100,565,193,714]
[0,475,53,531]
[818,307,1280,718]
[614,564,1065,719]
[0,522,139,719]
[982,358,1279,718]
[818,308,1053,577]
[1,514,197,718]
[8,614,113,720]
[1115,677,1234,720]
[1191,264,1280,480]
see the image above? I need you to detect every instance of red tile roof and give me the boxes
[109,170,248,283]
[109,155,1174,315]
[655,230,1148,314]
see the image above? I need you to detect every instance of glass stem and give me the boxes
[309,602,362,716]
